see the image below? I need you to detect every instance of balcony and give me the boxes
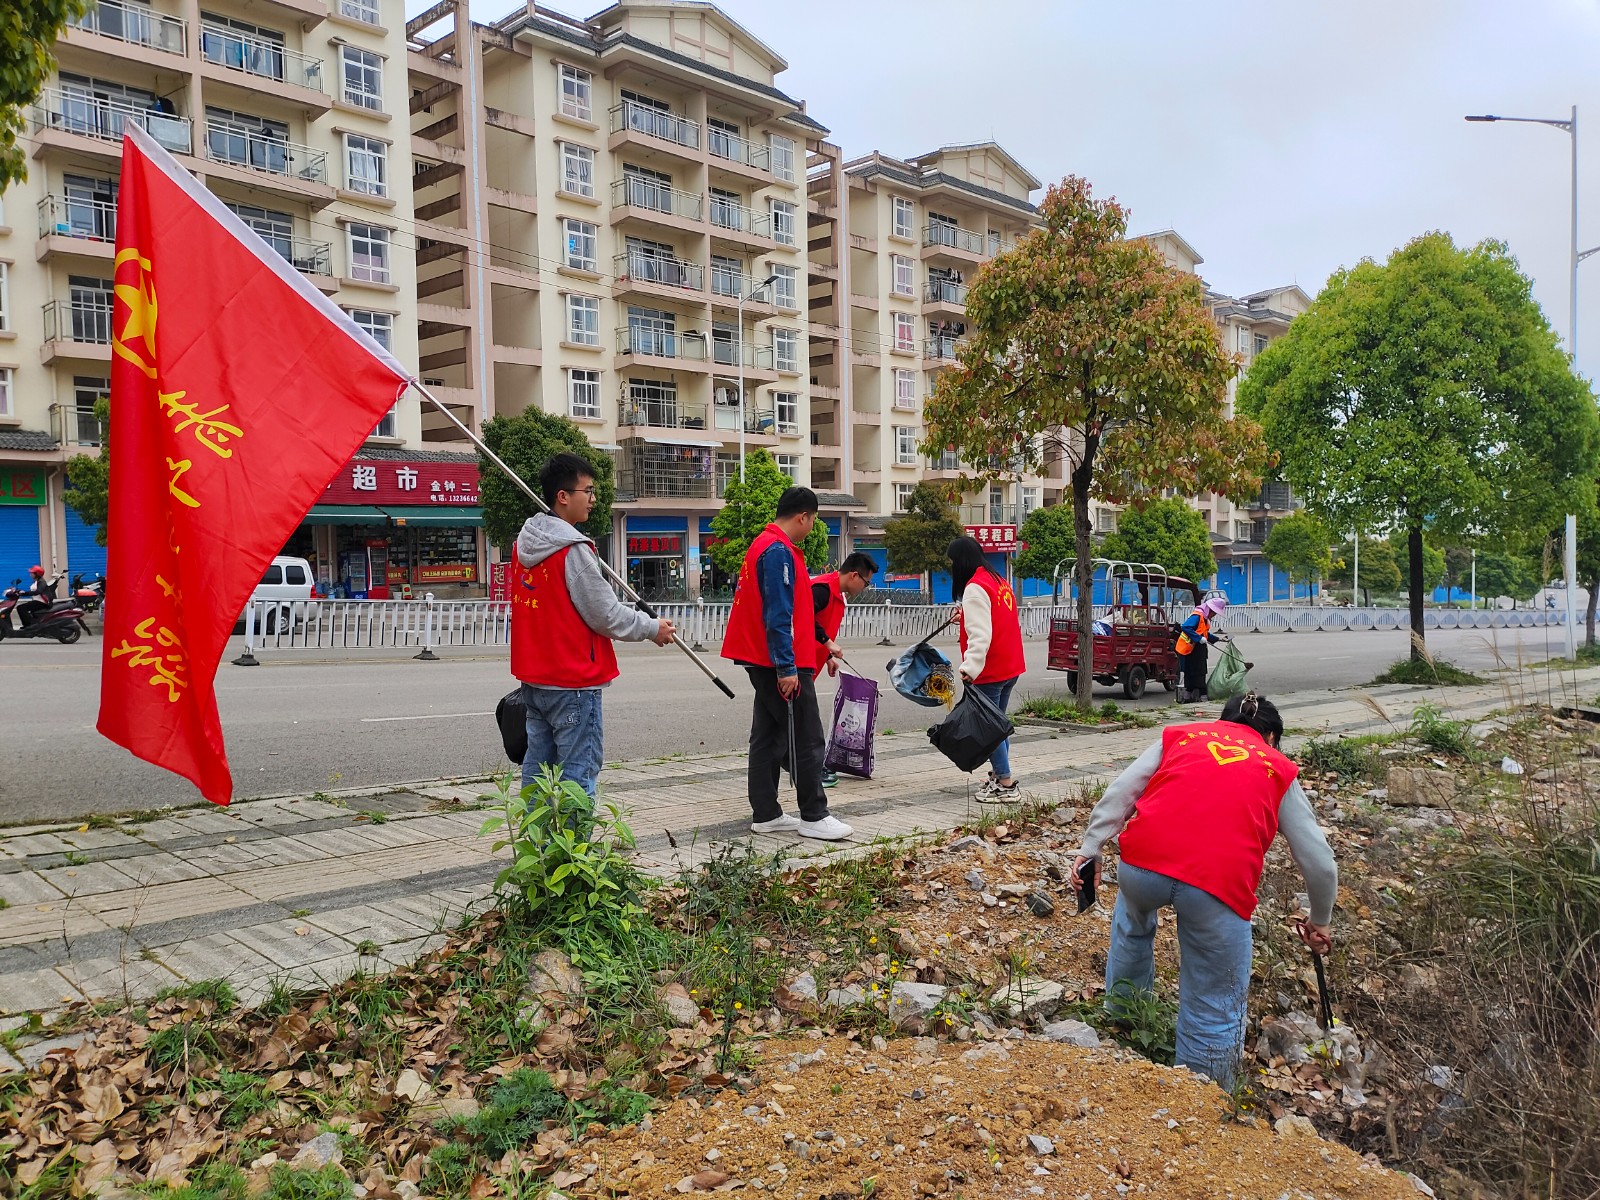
[924,335,965,362]
[32,88,192,155]
[70,0,186,55]
[708,195,771,244]
[51,403,107,448]
[609,100,700,155]
[613,250,704,295]
[924,221,986,259]
[712,402,775,434]
[41,297,114,362]
[200,23,327,96]
[616,326,709,362]
[37,193,117,251]
[924,278,969,308]
[612,176,703,223]
[619,398,709,430]
[203,120,329,186]
[265,234,333,281]
[619,454,717,500]
[709,341,774,371]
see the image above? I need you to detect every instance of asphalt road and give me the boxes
[2,622,1576,824]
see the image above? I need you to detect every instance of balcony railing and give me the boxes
[614,250,703,292]
[38,193,117,242]
[924,222,985,255]
[71,0,186,54]
[33,88,191,153]
[924,278,969,306]
[709,342,774,370]
[924,335,965,361]
[710,265,751,298]
[51,404,107,447]
[42,297,114,345]
[201,23,326,92]
[612,176,702,220]
[619,456,716,500]
[277,235,331,276]
[708,127,769,171]
[616,326,708,360]
[610,100,699,150]
[204,120,327,183]
[713,403,775,434]
[619,400,709,429]
[708,196,771,238]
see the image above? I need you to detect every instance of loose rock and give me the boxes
[1027,1134,1056,1156]
[290,1132,342,1170]
[1384,766,1459,808]
[1040,1019,1101,1048]
[989,976,1065,1020]
[1025,891,1055,918]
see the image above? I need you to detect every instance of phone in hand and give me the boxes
[1074,858,1097,914]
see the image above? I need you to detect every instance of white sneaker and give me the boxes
[797,815,853,841]
[751,814,802,834]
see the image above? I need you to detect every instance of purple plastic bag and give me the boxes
[825,671,880,779]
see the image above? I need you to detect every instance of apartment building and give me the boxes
[0,0,441,595]
[403,0,837,598]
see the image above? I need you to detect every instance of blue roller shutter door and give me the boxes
[65,509,108,580]
[0,508,42,588]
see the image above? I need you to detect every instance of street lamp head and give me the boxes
[1464,114,1501,122]
[761,272,780,286]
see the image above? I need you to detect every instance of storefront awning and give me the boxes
[305,505,387,525]
[381,505,483,527]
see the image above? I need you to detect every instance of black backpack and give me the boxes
[495,689,527,765]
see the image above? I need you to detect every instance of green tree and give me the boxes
[479,409,613,552]
[708,451,826,576]
[62,394,109,546]
[1013,502,1076,588]
[2,1,88,187]
[1474,549,1541,608]
[1099,498,1216,584]
[923,176,1270,706]
[1261,512,1331,598]
[882,481,964,583]
[1239,232,1600,658]
[1329,536,1401,604]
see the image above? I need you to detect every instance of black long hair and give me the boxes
[1220,691,1284,746]
[947,535,987,598]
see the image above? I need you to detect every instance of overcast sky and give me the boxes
[415,0,1600,379]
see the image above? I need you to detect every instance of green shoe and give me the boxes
[821,770,839,788]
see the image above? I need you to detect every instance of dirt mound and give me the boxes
[590,1035,1425,1199]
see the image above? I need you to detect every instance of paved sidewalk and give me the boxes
[2,665,1595,1039]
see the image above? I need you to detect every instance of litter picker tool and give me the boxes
[1312,949,1336,1031]
[410,380,736,700]
[786,694,800,805]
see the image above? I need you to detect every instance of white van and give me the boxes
[247,555,314,633]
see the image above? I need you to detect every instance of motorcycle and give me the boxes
[0,580,91,644]
[70,573,107,613]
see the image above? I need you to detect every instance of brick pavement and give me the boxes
[1,663,1594,1039]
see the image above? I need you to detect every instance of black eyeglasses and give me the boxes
[566,486,597,497]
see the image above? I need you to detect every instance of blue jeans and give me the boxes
[520,684,604,797]
[974,677,1017,778]
[1105,861,1254,1088]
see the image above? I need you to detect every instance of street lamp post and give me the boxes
[736,273,779,484]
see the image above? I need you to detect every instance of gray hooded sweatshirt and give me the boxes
[515,513,657,688]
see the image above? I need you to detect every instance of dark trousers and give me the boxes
[745,666,830,823]
[1181,643,1209,695]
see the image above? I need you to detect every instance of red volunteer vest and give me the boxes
[720,525,818,671]
[1118,722,1300,919]
[958,566,1026,684]
[812,571,845,651]
[509,545,620,688]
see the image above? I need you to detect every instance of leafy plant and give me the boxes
[1371,657,1482,686]
[882,481,965,580]
[154,979,238,1012]
[1098,982,1178,1065]
[216,1070,276,1128]
[263,1163,351,1200]
[453,1068,569,1159]
[1408,703,1476,758]
[480,407,614,550]
[146,1021,219,1073]
[1298,737,1381,779]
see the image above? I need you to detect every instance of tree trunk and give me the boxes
[1586,574,1598,648]
[1408,523,1426,661]
[1072,474,1095,711]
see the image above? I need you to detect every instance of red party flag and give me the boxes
[99,124,410,805]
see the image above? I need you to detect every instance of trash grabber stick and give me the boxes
[408,379,736,700]
[786,693,800,808]
[1312,949,1335,1031]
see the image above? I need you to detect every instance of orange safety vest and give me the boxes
[1175,608,1209,655]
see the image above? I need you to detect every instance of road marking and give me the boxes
[360,711,495,723]
[1316,655,1352,661]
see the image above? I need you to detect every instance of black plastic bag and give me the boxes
[495,689,527,765]
[927,685,1015,773]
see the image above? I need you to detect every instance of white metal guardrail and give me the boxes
[234,597,1565,663]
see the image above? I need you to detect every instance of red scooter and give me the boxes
[0,581,90,643]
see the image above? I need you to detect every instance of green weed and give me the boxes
[146,1020,219,1072]
[1372,657,1483,686]
[1298,737,1381,779]
[1408,703,1476,758]
[155,979,238,1013]
[215,1070,276,1128]
[264,1163,351,1200]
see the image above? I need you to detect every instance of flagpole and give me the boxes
[407,380,736,700]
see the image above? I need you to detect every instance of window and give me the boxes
[775,391,799,434]
[774,453,800,482]
[1236,326,1252,354]
[340,46,383,111]
[261,565,283,585]
[561,142,595,198]
[770,263,797,309]
[770,133,795,183]
[344,133,387,197]
[285,563,308,586]
[772,327,799,373]
[347,222,390,283]
[892,196,914,240]
[706,116,739,160]
[893,311,915,352]
[0,368,11,418]
[895,426,917,465]
[558,64,592,121]
[348,310,394,434]
[563,217,597,271]
[1022,486,1041,514]
[708,186,742,231]
[1254,333,1270,355]
[711,254,743,297]
[68,275,113,343]
[988,230,1001,257]
[770,199,796,246]
[895,482,915,512]
[893,369,915,410]
[891,254,913,297]
[60,174,117,242]
[72,377,108,445]
[566,293,600,346]
[625,376,678,426]
[338,0,380,24]
[568,368,600,419]
[0,261,8,332]
[625,305,675,357]
[1235,520,1252,542]
[989,485,1006,524]
[200,14,285,80]
[1097,507,1119,534]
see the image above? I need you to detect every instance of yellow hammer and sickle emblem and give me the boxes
[113,247,158,380]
